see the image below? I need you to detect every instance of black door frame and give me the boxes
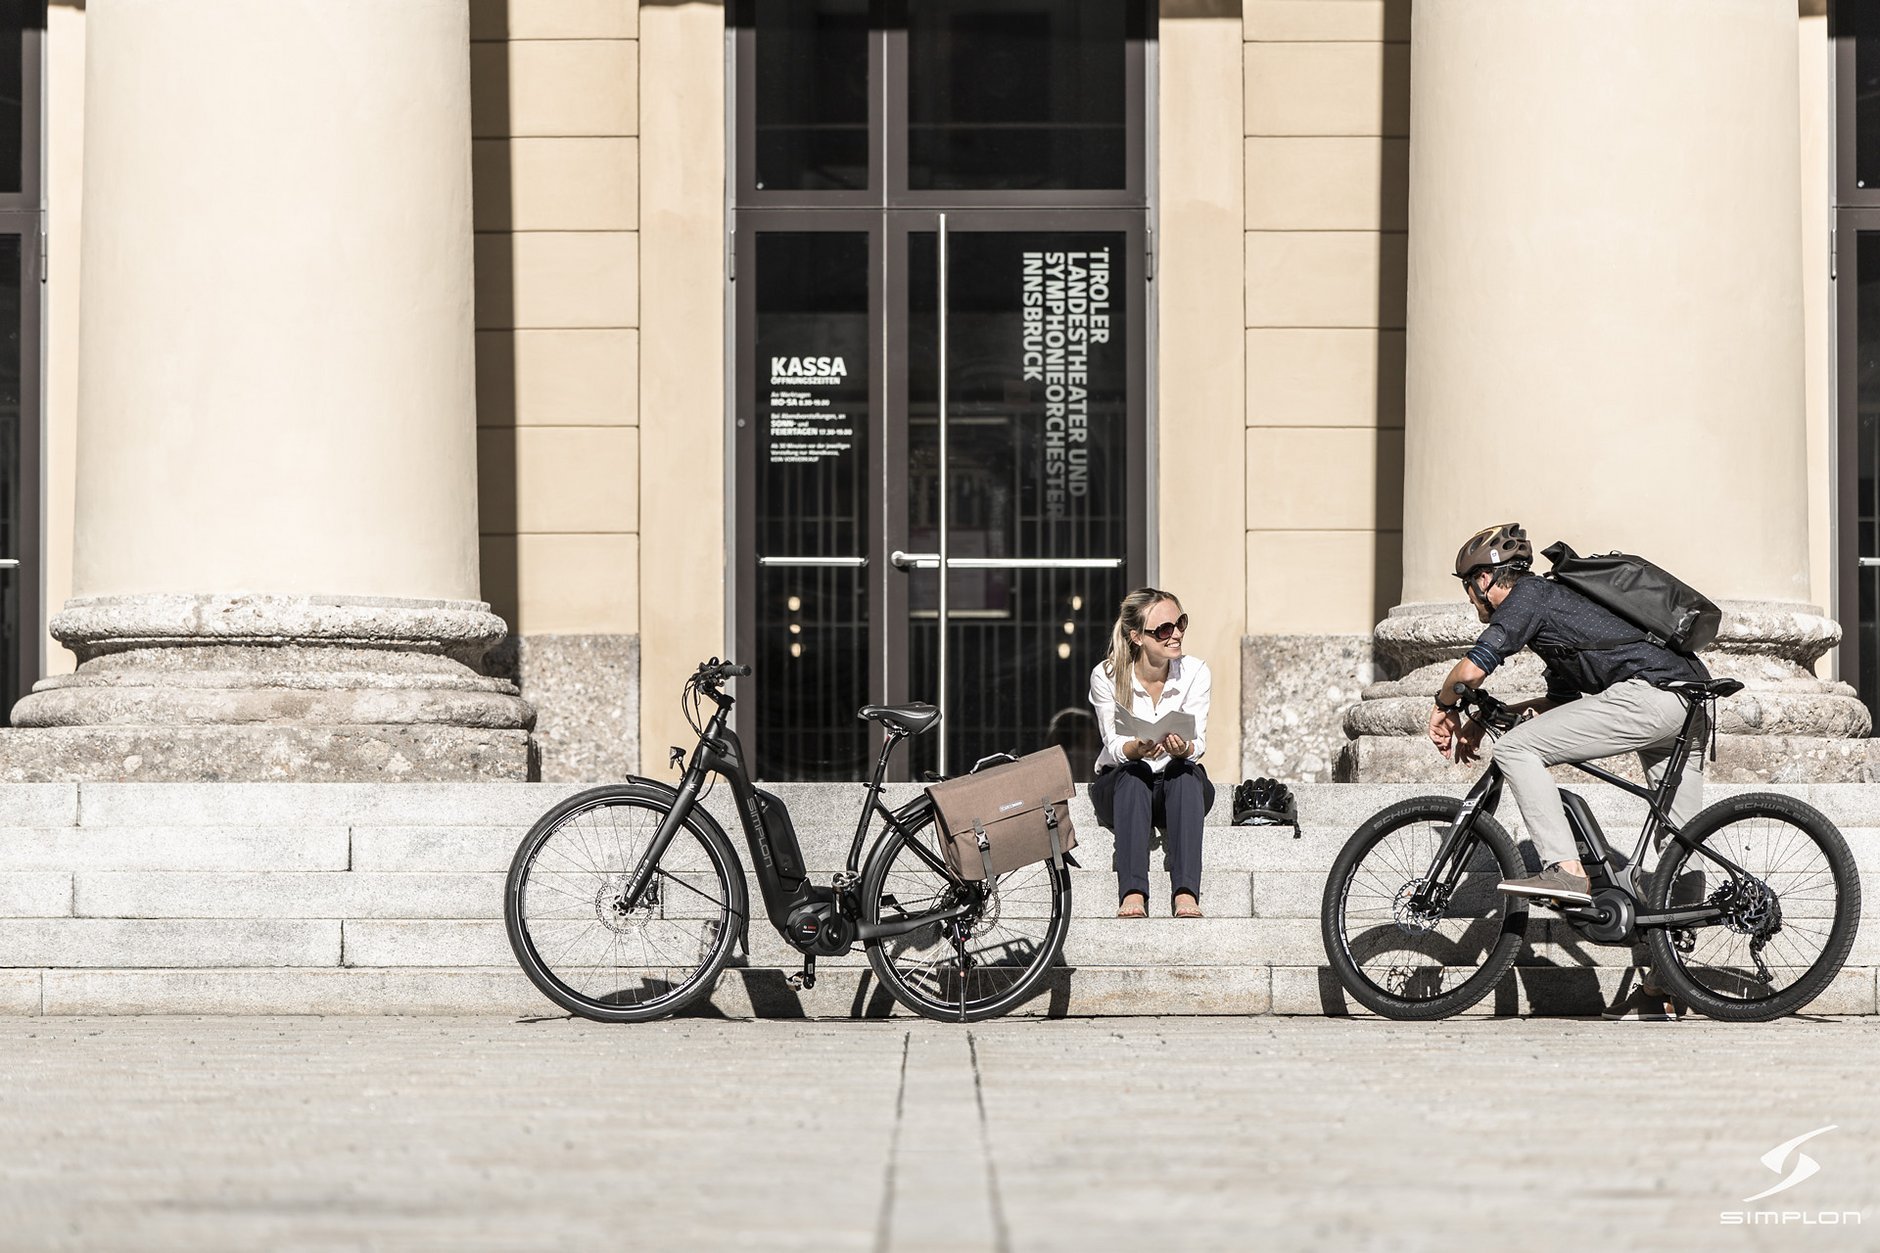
[729,3,1153,779]
[0,4,44,721]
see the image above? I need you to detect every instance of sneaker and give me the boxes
[1497,863,1593,905]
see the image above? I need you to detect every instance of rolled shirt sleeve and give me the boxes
[1469,580,1545,677]
[1088,662,1135,766]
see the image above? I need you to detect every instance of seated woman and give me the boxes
[1086,587,1214,919]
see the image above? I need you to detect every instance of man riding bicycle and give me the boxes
[1426,523,1711,906]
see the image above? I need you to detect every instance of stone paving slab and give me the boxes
[0,1016,1873,1251]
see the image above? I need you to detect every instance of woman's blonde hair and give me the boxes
[1104,587,1181,682]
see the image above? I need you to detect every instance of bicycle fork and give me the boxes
[1410,769,1505,914]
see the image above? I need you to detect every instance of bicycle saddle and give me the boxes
[858,703,941,736]
[1661,677,1744,700]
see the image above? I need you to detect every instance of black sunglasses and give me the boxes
[1142,613,1189,642]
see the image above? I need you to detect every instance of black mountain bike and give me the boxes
[1321,678,1862,1021]
[504,659,1072,1024]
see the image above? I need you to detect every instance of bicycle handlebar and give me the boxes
[1450,683,1520,733]
[691,659,751,687]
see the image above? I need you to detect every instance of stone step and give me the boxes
[73,859,1880,926]
[16,779,1879,833]
[10,819,1880,881]
[13,962,1876,1017]
[367,913,1880,972]
[0,918,340,966]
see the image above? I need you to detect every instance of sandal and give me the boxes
[1173,893,1203,919]
[1117,893,1148,919]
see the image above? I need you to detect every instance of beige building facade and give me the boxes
[0,0,1869,785]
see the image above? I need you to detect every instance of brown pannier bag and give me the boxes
[926,746,1078,882]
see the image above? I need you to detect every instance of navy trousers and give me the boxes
[1089,759,1214,903]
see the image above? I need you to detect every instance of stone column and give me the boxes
[1344,0,1869,782]
[3,0,532,780]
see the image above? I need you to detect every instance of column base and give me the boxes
[484,634,640,782]
[2,594,536,782]
[0,724,530,782]
[1340,600,1873,783]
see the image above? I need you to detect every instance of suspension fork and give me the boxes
[1410,768,1504,911]
[621,705,728,908]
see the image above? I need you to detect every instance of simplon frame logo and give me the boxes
[1719,1126,1865,1226]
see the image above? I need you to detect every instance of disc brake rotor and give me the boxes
[594,876,658,934]
[1391,877,1443,936]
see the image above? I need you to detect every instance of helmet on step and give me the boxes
[1453,523,1533,581]
[1232,777,1297,828]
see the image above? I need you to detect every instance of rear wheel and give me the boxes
[1644,792,1860,1022]
[1321,795,1533,1019]
[505,784,746,1023]
[861,804,1071,1022]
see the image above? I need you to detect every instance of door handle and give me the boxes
[891,551,1121,571]
[1861,558,1880,568]
[758,556,867,568]
[0,559,17,568]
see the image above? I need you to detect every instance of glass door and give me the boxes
[888,214,1142,776]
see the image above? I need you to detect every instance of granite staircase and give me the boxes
[0,781,1871,1016]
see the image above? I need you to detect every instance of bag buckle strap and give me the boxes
[972,821,995,883]
[1042,800,1065,870]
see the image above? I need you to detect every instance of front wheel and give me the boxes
[505,783,747,1023]
[861,803,1071,1022]
[1321,795,1533,1019]
[1644,792,1860,1022]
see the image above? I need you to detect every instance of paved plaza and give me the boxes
[0,1017,1875,1251]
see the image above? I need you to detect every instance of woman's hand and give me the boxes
[1159,733,1190,759]
[1124,738,1164,761]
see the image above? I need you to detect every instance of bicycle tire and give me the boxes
[505,782,747,1023]
[860,804,1071,1023]
[1643,792,1860,1022]
[1320,795,1534,1020]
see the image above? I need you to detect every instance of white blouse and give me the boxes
[1087,654,1212,775]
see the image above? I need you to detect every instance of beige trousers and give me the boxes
[1487,678,1705,867]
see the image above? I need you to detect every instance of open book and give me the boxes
[1112,706,1197,744]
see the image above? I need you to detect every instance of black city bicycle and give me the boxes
[1321,678,1862,1021]
[505,659,1072,1024]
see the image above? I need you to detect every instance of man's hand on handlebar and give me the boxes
[1427,700,1464,758]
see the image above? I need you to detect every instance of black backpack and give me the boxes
[1540,541,1721,654]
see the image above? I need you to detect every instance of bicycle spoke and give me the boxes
[512,797,735,1018]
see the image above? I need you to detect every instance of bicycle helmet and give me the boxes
[1453,523,1533,581]
[1232,777,1298,829]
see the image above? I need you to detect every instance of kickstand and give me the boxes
[787,955,817,992]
